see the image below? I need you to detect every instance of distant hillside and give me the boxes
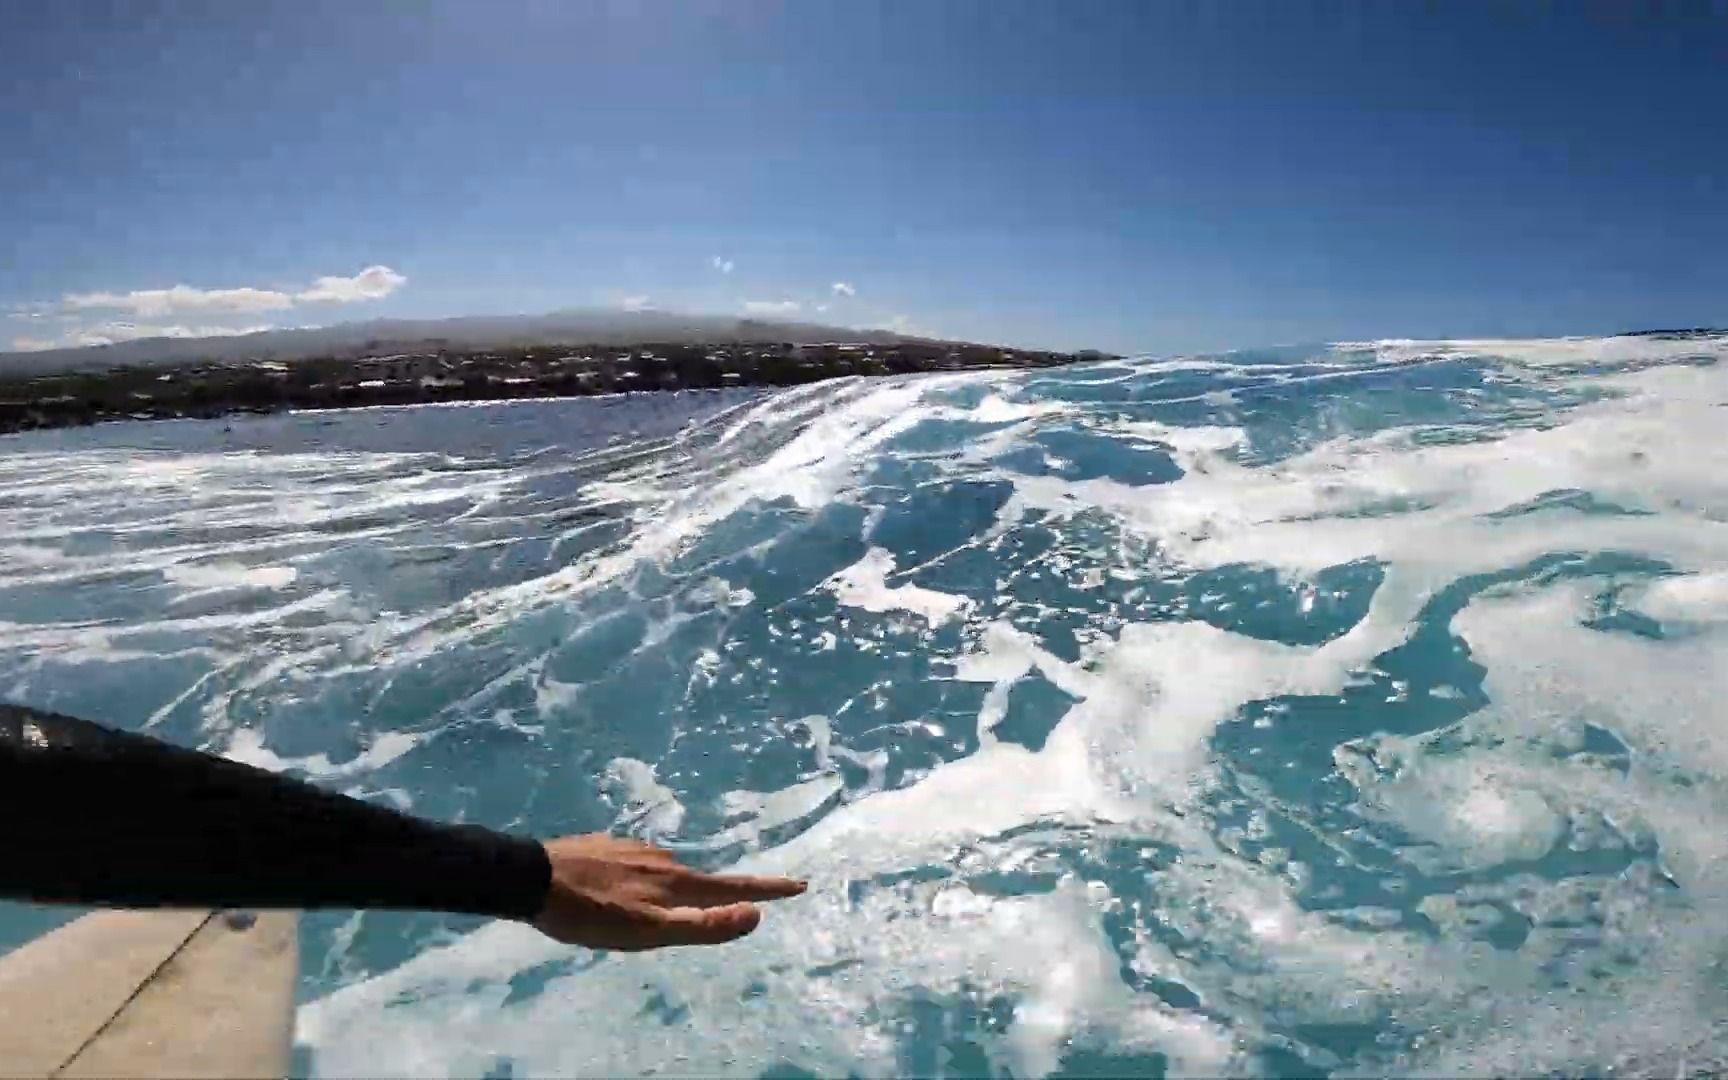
[0,310,935,376]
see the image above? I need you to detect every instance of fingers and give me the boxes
[644,902,763,946]
[662,869,808,908]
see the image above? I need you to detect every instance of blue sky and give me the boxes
[3,1,1724,354]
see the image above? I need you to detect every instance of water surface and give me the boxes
[3,337,1726,1076]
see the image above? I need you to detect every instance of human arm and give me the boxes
[0,703,803,948]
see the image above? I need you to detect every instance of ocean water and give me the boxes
[3,334,1727,1077]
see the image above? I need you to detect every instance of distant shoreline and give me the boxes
[0,340,1111,435]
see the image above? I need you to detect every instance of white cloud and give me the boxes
[831,281,856,297]
[54,264,406,319]
[711,256,735,274]
[618,295,654,312]
[743,299,801,316]
[815,303,830,314]
[881,313,914,334]
[10,336,58,352]
[295,264,406,304]
[63,285,294,318]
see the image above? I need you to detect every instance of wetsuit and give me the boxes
[0,703,551,919]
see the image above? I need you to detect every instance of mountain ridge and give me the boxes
[0,309,941,376]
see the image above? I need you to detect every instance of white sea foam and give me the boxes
[1358,576,1728,1076]
[1634,570,1728,627]
[162,561,299,592]
[826,547,970,622]
[970,392,1070,424]
[225,727,422,780]
[601,757,687,836]
[1331,332,1725,368]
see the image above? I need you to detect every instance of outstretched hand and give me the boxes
[530,834,806,950]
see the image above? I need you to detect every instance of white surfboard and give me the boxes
[0,908,297,1078]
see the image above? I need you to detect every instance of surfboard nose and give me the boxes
[0,908,297,1079]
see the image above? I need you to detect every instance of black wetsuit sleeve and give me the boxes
[0,704,552,919]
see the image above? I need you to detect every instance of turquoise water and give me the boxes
[3,335,1726,1076]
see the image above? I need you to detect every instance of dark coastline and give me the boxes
[0,340,1110,435]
